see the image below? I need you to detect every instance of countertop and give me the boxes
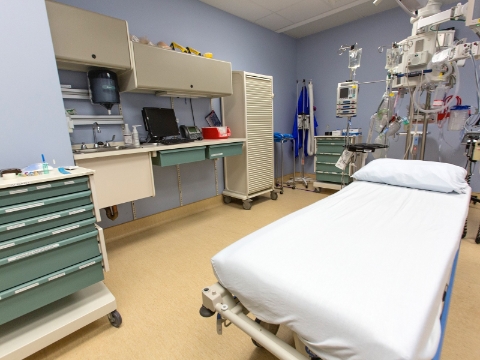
[0,167,94,189]
[73,138,246,160]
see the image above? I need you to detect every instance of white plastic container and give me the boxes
[132,125,141,147]
[123,124,132,145]
[448,105,470,131]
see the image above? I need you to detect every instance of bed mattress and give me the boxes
[211,181,471,360]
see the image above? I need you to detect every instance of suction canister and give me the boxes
[87,70,120,114]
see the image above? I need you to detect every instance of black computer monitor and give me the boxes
[142,107,180,141]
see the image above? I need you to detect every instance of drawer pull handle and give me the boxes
[8,243,59,262]
[6,223,25,230]
[64,181,75,185]
[38,215,61,222]
[48,272,66,281]
[211,153,223,156]
[69,209,86,215]
[15,283,39,294]
[9,189,28,195]
[5,202,44,213]
[52,225,79,235]
[0,242,15,250]
[36,184,52,190]
[79,260,96,269]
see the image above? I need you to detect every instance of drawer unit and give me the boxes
[316,171,352,184]
[152,146,206,167]
[0,231,100,292]
[316,153,342,163]
[0,176,89,207]
[0,217,96,259]
[0,191,92,226]
[0,204,95,242]
[0,255,104,326]
[316,162,349,174]
[206,142,243,159]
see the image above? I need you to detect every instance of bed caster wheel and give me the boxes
[199,305,215,317]
[223,195,232,204]
[314,187,321,193]
[292,186,296,190]
[271,191,278,200]
[108,310,122,328]
[243,201,252,210]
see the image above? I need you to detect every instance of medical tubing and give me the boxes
[307,80,315,156]
[469,54,480,111]
[412,62,460,114]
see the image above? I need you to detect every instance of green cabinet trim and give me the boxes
[0,255,104,326]
[206,142,243,159]
[0,176,89,207]
[152,146,206,167]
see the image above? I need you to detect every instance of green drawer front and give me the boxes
[152,146,206,167]
[316,137,345,144]
[0,255,104,326]
[316,171,352,184]
[0,191,92,225]
[316,162,349,174]
[0,218,96,259]
[0,204,95,242]
[206,142,243,159]
[0,231,100,292]
[316,143,345,154]
[0,177,89,207]
[316,153,342,163]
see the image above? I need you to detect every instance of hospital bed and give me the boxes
[200,159,471,360]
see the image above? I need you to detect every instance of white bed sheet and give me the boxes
[212,181,471,360]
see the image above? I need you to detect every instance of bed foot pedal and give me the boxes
[199,305,216,318]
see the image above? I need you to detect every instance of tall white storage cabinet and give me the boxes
[222,71,277,210]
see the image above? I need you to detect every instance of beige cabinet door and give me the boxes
[45,1,131,72]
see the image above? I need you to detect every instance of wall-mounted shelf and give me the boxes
[61,88,90,100]
[69,115,124,126]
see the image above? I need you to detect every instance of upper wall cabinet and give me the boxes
[45,1,131,72]
[118,42,232,98]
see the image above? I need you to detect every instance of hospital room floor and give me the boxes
[27,187,480,360]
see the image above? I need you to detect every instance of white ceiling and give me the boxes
[199,0,457,38]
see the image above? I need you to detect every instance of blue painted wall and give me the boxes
[297,6,480,191]
[0,0,73,170]
[57,0,297,227]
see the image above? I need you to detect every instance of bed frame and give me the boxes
[200,249,460,360]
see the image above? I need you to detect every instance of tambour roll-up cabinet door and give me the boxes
[245,75,274,194]
[45,0,131,71]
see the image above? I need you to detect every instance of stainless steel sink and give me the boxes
[74,146,129,154]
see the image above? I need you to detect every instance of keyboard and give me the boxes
[158,138,195,145]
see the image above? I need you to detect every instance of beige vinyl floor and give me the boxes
[27,187,480,360]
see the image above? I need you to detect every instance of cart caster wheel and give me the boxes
[476,236,480,244]
[108,310,122,328]
[292,186,296,190]
[223,195,232,204]
[243,201,252,210]
[314,187,321,193]
[271,191,278,200]
[280,190,284,195]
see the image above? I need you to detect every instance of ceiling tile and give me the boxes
[200,0,272,22]
[255,13,294,31]
[352,0,397,18]
[250,0,304,12]
[276,0,333,23]
[283,8,360,38]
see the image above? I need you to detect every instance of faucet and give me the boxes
[92,122,101,148]
[104,135,115,147]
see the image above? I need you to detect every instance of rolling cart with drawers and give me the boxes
[0,168,119,360]
[313,135,362,192]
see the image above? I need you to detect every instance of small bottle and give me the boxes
[123,124,132,146]
[132,125,141,147]
[41,154,49,175]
